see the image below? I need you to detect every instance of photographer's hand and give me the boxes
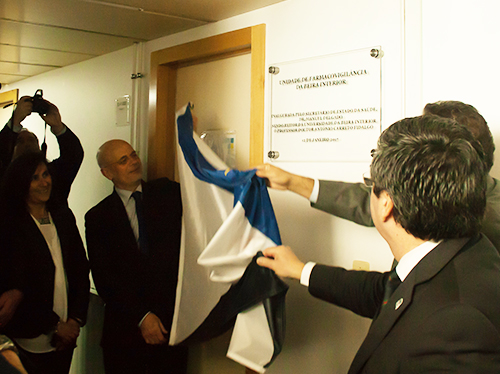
[12,96,33,128]
[40,100,65,135]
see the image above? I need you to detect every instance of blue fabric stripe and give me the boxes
[177,104,281,245]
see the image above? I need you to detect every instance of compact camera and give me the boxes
[31,89,50,115]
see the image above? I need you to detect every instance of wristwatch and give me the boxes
[0,335,18,354]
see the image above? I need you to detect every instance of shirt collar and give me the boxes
[115,183,143,206]
[396,240,441,281]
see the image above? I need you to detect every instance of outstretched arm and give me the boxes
[255,164,374,226]
[255,164,315,199]
[313,180,374,226]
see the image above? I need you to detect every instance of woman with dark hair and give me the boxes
[0,152,89,374]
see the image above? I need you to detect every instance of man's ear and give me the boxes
[101,167,113,181]
[379,190,394,222]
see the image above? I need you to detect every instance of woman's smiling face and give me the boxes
[27,162,52,205]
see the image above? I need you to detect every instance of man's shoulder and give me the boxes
[85,191,119,219]
[442,235,500,282]
[146,177,179,187]
[144,177,180,195]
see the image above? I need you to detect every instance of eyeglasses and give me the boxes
[363,171,373,188]
[102,151,140,169]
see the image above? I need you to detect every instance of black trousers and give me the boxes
[102,340,188,374]
[17,346,74,374]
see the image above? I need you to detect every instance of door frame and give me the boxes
[148,24,266,180]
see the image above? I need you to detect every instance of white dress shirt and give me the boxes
[115,184,143,244]
[300,240,441,287]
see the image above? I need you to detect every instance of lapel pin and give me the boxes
[395,298,403,310]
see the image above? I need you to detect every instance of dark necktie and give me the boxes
[132,191,148,255]
[382,269,401,309]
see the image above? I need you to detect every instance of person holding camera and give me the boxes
[0,94,84,206]
[0,94,84,336]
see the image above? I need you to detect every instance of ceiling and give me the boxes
[0,0,285,86]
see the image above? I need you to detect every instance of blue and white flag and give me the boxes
[170,103,288,372]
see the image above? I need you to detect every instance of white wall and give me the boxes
[3,0,498,373]
[421,0,500,180]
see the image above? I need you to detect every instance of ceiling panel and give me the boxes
[0,0,286,85]
[0,44,95,66]
[91,0,284,21]
[1,0,208,40]
[1,20,138,54]
[0,60,54,75]
[0,74,29,84]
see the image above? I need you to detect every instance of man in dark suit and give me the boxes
[257,114,500,372]
[256,101,500,251]
[85,140,187,374]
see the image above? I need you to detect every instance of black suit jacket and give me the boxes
[0,206,90,339]
[85,178,182,347]
[309,235,500,373]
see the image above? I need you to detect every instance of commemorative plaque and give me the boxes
[268,47,382,162]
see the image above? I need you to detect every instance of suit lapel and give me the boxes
[348,237,475,373]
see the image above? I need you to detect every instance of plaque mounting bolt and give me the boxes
[370,49,384,59]
[269,66,280,74]
[268,151,280,159]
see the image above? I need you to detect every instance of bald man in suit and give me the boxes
[85,140,187,374]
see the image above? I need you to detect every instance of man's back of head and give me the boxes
[424,100,494,172]
[371,114,487,242]
[11,130,39,161]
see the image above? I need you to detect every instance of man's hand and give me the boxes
[255,164,314,199]
[40,100,65,135]
[53,319,80,350]
[12,96,33,127]
[0,290,23,327]
[257,245,305,280]
[140,313,168,345]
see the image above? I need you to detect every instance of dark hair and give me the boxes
[371,114,486,241]
[424,101,494,172]
[0,152,50,213]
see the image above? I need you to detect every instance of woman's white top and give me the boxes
[15,213,68,353]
